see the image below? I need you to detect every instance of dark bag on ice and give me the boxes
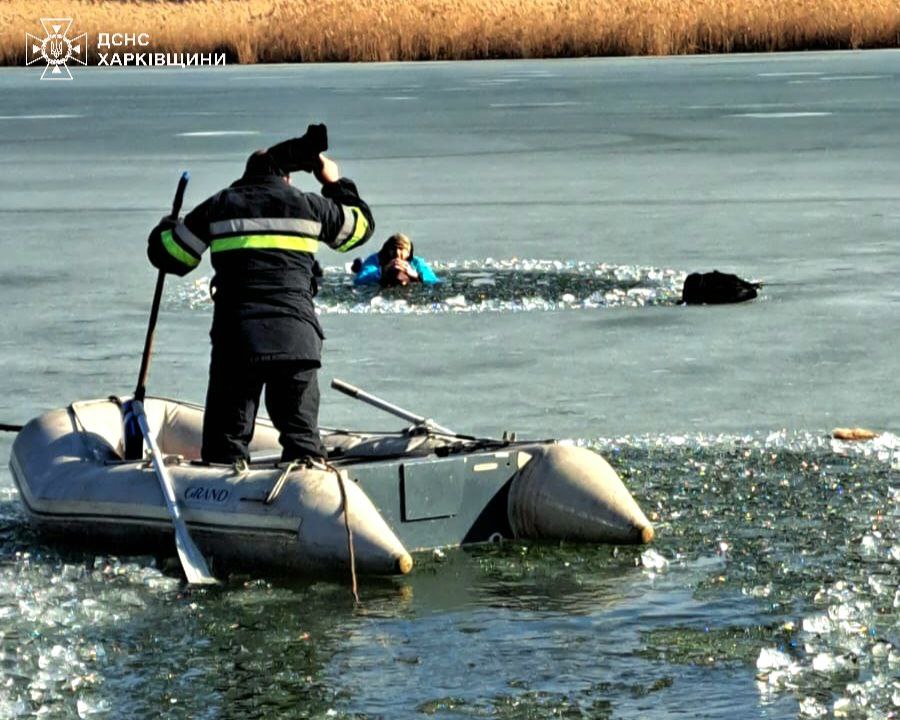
[680,270,760,305]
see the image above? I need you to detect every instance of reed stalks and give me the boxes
[3,0,899,65]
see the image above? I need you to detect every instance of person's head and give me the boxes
[242,150,289,182]
[241,126,328,182]
[378,233,413,265]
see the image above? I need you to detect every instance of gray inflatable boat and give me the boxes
[9,392,653,579]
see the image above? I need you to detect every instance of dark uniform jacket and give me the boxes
[147,172,374,364]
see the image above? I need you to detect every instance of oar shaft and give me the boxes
[331,378,455,435]
[127,172,216,585]
[134,271,166,401]
[133,171,190,401]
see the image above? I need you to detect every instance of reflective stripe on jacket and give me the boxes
[147,174,374,361]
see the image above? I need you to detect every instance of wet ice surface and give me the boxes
[2,51,899,718]
[0,432,896,719]
[174,259,687,315]
[596,431,899,720]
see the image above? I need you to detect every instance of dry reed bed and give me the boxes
[3,0,900,65]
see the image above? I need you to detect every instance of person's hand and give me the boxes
[314,153,340,184]
[386,258,418,279]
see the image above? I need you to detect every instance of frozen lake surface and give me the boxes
[0,51,898,719]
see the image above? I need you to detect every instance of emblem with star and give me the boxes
[25,18,87,80]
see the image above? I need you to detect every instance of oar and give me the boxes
[331,378,457,436]
[134,170,190,403]
[130,172,216,586]
[130,398,215,585]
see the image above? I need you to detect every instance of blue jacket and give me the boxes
[353,253,440,286]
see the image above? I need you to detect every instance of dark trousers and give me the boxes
[201,356,324,464]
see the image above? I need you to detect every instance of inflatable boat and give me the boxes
[9,386,653,580]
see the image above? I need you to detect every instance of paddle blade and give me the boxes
[173,522,218,586]
[132,400,217,585]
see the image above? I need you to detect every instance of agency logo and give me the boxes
[25,18,87,80]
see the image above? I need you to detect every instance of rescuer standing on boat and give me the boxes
[146,124,374,464]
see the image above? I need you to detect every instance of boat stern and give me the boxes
[508,444,653,545]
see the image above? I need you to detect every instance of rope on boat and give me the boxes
[264,460,296,504]
[262,458,358,602]
[326,460,360,606]
[0,423,23,432]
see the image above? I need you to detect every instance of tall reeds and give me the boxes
[3,0,899,65]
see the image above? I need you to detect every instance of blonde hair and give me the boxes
[386,233,411,251]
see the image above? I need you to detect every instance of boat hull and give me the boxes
[10,398,653,577]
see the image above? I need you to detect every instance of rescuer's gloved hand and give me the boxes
[304,123,328,155]
[147,215,194,276]
[268,123,329,174]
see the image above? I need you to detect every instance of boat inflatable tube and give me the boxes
[9,397,654,578]
[10,399,413,577]
[508,445,654,544]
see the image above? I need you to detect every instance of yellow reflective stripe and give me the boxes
[335,208,370,253]
[161,229,200,268]
[210,235,319,253]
